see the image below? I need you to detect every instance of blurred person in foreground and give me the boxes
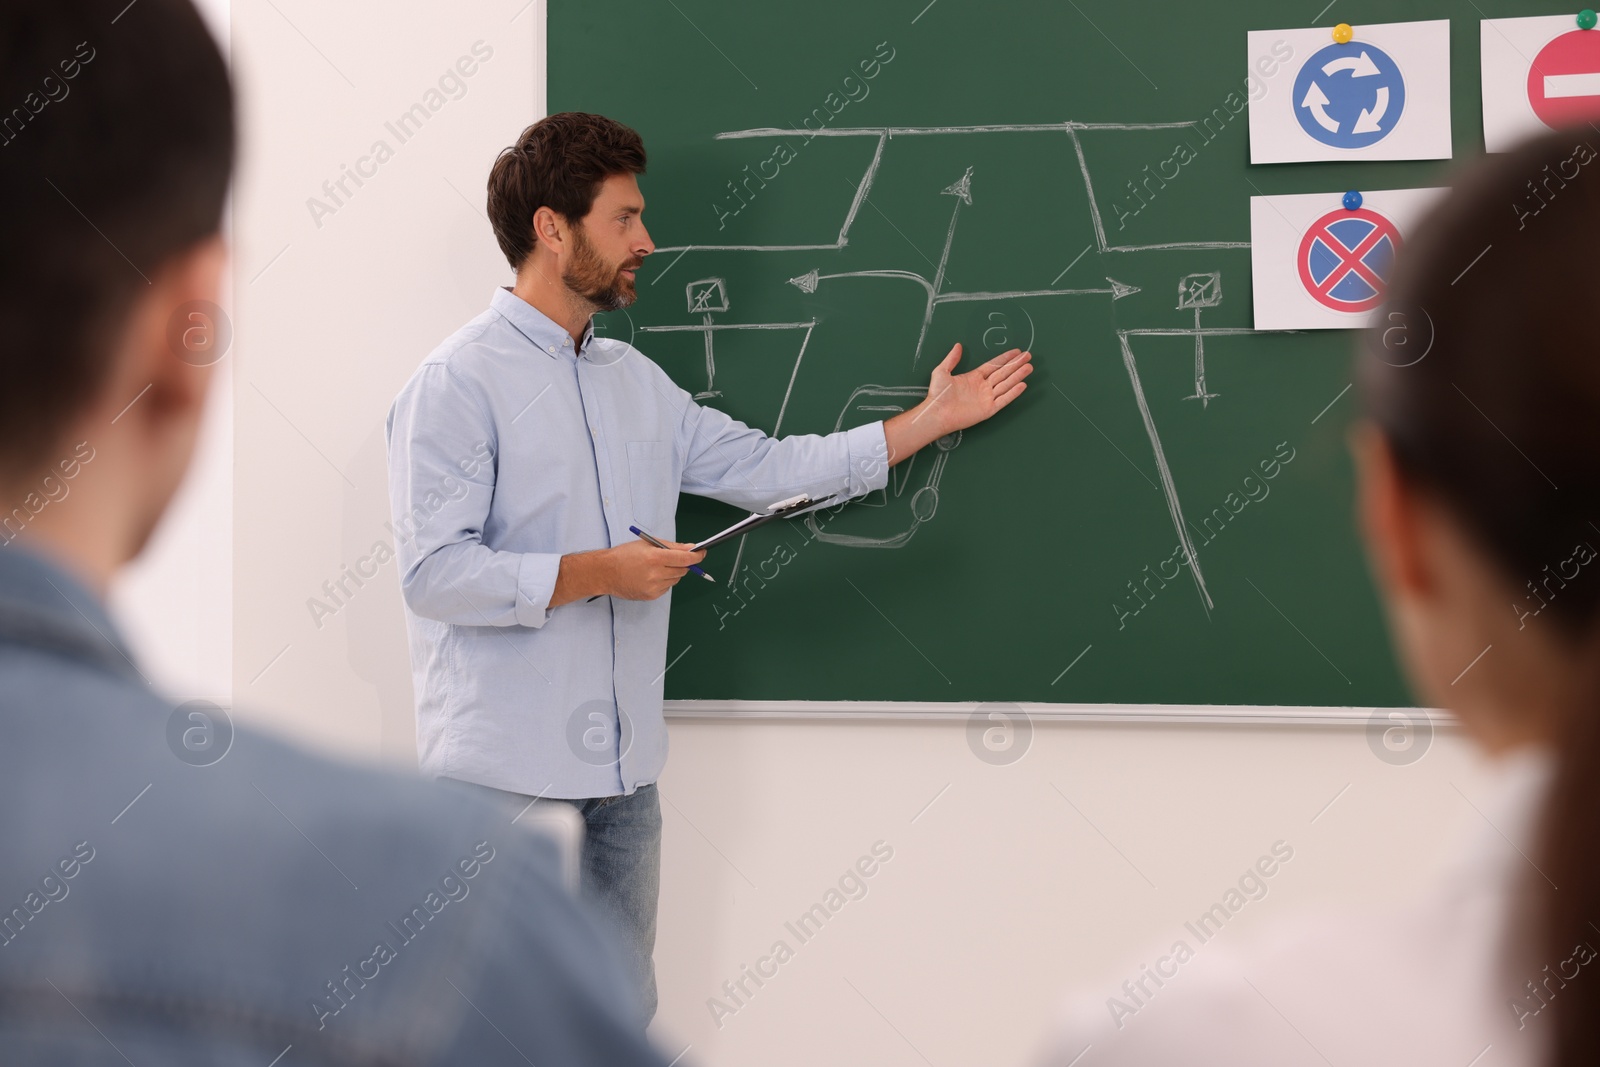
[1034,128,1600,1067]
[0,3,669,1063]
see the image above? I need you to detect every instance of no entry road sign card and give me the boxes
[1250,188,1449,331]
[1483,15,1600,152]
[1248,20,1452,164]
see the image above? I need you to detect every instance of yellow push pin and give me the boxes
[1333,22,1354,44]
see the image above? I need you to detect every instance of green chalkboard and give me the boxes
[549,0,1537,707]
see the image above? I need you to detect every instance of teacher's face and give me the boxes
[564,172,654,311]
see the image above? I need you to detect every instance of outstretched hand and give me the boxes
[881,342,1034,466]
[923,343,1032,433]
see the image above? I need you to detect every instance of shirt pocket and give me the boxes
[624,440,677,539]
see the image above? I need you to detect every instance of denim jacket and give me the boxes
[0,545,670,1066]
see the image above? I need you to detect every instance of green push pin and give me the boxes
[1580,8,1597,30]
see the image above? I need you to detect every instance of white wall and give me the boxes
[216,5,1494,1067]
[652,714,1485,1067]
[232,0,539,762]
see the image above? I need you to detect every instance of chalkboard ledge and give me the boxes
[664,701,1455,729]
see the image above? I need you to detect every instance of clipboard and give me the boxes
[691,493,837,551]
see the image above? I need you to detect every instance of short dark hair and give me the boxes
[486,112,647,270]
[0,0,232,483]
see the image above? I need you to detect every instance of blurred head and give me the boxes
[0,0,232,569]
[1353,128,1600,1066]
[486,112,653,312]
[1355,131,1600,739]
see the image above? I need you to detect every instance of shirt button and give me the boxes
[546,345,555,354]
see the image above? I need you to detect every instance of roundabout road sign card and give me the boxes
[1248,20,1452,164]
[1483,15,1600,152]
[1250,187,1449,331]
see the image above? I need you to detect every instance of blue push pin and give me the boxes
[1343,189,1363,211]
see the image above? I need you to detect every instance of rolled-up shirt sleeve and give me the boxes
[386,363,559,628]
[674,380,891,512]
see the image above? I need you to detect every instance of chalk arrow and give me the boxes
[1322,51,1380,78]
[1351,85,1390,134]
[1300,82,1340,133]
[1108,278,1140,300]
[788,269,819,294]
[941,165,974,205]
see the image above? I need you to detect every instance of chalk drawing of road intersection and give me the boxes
[617,121,1282,612]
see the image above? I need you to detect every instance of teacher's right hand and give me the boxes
[599,537,707,601]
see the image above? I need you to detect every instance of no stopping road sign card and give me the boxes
[1483,16,1600,152]
[1250,188,1449,330]
[1248,20,1452,164]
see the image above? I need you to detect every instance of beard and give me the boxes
[563,224,640,312]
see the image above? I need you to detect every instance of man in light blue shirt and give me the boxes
[386,112,1033,1017]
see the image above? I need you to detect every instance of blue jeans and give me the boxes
[463,780,662,1021]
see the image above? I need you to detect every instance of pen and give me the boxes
[630,525,715,583]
